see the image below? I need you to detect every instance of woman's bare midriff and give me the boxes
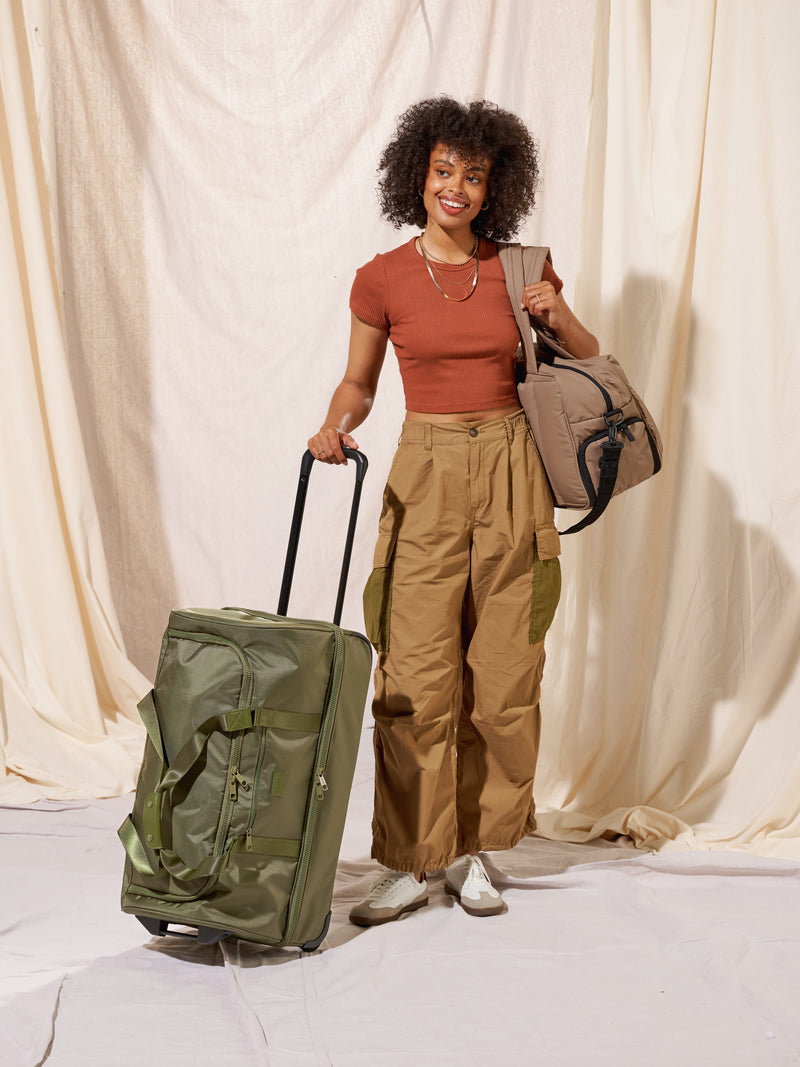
[405,402,522,424]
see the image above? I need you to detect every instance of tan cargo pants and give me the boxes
[362,409,562,872]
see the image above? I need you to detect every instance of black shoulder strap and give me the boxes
[560,441,623,534]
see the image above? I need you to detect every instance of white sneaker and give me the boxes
[445,855,506,916]
[349,870,429,926]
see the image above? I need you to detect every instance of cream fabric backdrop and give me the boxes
[535,0,800,857]
[42,2,592,780]
[3,0,799,864]
[0,0,147,802]
[48,0,592,678]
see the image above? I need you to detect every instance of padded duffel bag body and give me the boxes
[119,449,371,950]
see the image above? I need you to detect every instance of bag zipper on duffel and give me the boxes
[282,627,345,945]
[214,652,255,856]
[166,627,255,858]
[242,727,271,852]
[552,358,616,412]
[575,417,640,503]
[575,416,661,503]
[219,605,370,647]
[547,360,660,477]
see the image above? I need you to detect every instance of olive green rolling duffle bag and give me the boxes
[118,449,372,951]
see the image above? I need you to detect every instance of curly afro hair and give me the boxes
[377,96,539,242]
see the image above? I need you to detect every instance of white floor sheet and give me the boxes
[2,727,800,1067]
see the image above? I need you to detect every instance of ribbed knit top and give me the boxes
[349,236,563,413]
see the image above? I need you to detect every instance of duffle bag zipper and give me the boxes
[282,628,344,945]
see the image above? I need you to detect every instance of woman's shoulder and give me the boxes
[351,239,414,324]
[357,236,416,274]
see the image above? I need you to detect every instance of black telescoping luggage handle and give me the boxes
[277,448,369,627]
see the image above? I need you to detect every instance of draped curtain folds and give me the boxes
[0,0,147,801]
[3,0,800,863]
[535,0,800,857]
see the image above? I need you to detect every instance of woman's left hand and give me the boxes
[521,284,600,359]
[521,281,568,337]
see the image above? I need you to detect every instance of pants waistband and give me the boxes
[400,408,527,446]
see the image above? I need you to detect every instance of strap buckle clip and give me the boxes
[603,408,629,444]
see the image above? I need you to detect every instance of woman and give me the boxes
[308,97,598,925]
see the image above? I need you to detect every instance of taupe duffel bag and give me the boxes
[498,243,663,534]
[118,449,372,950]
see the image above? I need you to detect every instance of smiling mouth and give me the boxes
[438,196,468,211]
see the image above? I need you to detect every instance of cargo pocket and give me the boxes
[530,523,562,644]
[363,528,398,653]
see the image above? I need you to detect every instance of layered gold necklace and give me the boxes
[417,234,480,302]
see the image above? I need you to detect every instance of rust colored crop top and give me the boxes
[349,236,563,413]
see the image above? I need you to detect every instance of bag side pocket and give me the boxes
[363,528,398,653]
[530,523,562,644]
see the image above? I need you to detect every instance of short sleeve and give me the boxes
[543,259,563,295]
[349,255,390,331]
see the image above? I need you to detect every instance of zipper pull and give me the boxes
[228,767,250,802]
[315,772,328,801]
[245,827,253,852]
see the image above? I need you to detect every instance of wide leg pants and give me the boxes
[362,409,562,872]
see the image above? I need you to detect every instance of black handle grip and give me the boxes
[278,448,369,626]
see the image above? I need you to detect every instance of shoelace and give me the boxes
[462,858,493,891]
[370,871,410,896]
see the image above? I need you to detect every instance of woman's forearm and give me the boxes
[307,378,376,464]
[308,315,387,465]
[556,315,600,360]
[319,378,374,435]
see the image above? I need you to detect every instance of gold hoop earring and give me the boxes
[480,200,490,212]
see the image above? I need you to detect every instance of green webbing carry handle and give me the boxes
[119,691,318,881]
[119,814,161,878]
[137,689,165,762]
[119,815,301,880]
[155,705,322,796]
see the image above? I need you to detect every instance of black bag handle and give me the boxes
[278,448,369,625]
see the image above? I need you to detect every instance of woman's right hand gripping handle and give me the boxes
[307,426,360,465]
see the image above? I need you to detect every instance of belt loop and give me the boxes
[424,423,432,451]
[504,414,513,443]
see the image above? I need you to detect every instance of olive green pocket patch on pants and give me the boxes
[363,531,397,653]
[529,550,561,644]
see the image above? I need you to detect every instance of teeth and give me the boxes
[440,198,466,208]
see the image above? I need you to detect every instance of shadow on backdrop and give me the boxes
[538,272,800,848]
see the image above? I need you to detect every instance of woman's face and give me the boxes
[421,143,490,233]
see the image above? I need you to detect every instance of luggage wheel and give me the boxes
[300,910,331,952]
[136,915,232,945]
